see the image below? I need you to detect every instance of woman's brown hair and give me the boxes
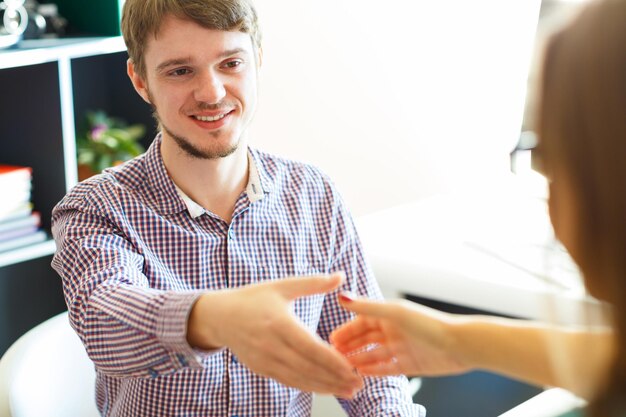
[536,0,626,415]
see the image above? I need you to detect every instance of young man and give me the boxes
[51,0,424,415]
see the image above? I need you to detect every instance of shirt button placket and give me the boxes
[226,347,240,416]
[230,350,245,417]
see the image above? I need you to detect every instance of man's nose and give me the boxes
[194,70,226,104]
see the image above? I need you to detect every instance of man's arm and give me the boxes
[52,204,206,378]
[53,200,362,395]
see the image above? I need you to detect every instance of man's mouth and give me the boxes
[193,113,228,122]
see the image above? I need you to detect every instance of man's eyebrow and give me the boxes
[219,48,249,59]
[156,58,192,73]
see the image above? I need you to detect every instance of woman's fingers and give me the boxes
[331,316,381,348]
[355,360,404,377]
[345,343,396,367]
[338,293,398,319]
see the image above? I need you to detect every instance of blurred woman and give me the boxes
[330,0,626,416]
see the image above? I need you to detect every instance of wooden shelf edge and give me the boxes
[0,238,57,269]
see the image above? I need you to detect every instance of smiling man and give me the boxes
[50,0,424,416]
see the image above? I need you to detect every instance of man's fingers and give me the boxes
[245,317,363,396]
[279,319,360,386]
[276,272,344,300]
[261,340,362,397]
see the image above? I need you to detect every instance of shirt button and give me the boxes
[148,368,158,378]
[177,353,188,367]
[228,229,235,240]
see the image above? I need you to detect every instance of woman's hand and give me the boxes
[330,295,471,377]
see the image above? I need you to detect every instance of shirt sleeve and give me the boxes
[315,183,426,417]
[51,193,211,379]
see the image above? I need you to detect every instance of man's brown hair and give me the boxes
[121,0,261,78]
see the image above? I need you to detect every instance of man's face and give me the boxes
[129,15,260,159]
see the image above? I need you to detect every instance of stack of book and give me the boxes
[0,164,47,253]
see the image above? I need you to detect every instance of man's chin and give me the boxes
[178,140,239,160]
[164,127,240,160]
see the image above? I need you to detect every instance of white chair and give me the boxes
[499,387,586,417]
[0,311,99,417]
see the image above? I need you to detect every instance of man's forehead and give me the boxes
[144,18,254,62]
[150,14,249,43]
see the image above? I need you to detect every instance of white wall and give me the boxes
[249,0,541,216]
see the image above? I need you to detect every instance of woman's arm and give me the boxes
[330,296,615,399]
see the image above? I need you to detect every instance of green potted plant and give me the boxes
[76,110,146,180]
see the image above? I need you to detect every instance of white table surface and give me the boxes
[499,388,585,417]
[356,174,596,322]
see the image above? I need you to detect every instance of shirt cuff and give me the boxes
[156,291,222,369]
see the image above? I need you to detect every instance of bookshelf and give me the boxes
[0,37,154,354]
[0,240,57,269]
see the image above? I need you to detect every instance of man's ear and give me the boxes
[127,59,152,104]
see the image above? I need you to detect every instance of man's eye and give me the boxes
[224,60,242,69]
[170,68,191,76]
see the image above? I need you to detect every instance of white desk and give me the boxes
[498,388,585,417]
[356,175,596,323]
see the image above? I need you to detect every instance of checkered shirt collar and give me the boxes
[144,134,273,217]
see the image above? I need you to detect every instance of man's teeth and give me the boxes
[195,113,227,122]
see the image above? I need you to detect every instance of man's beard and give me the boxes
[160,116,239,160]
[148,92,240,160]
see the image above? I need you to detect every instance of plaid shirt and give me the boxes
[51,135,425,417]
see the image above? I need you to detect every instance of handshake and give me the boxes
[187,271,464,399]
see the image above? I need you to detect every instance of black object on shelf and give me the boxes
[22,1,68,40]
[0,0,28,49]
[47,0,123,37]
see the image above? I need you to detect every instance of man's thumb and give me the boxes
[278,272,344,299]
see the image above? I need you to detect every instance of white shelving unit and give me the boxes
[0,37,136,269]
[0,36,153,353]
[0,37,126,71]
[0,240,57,269]
[2,37,127,189]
